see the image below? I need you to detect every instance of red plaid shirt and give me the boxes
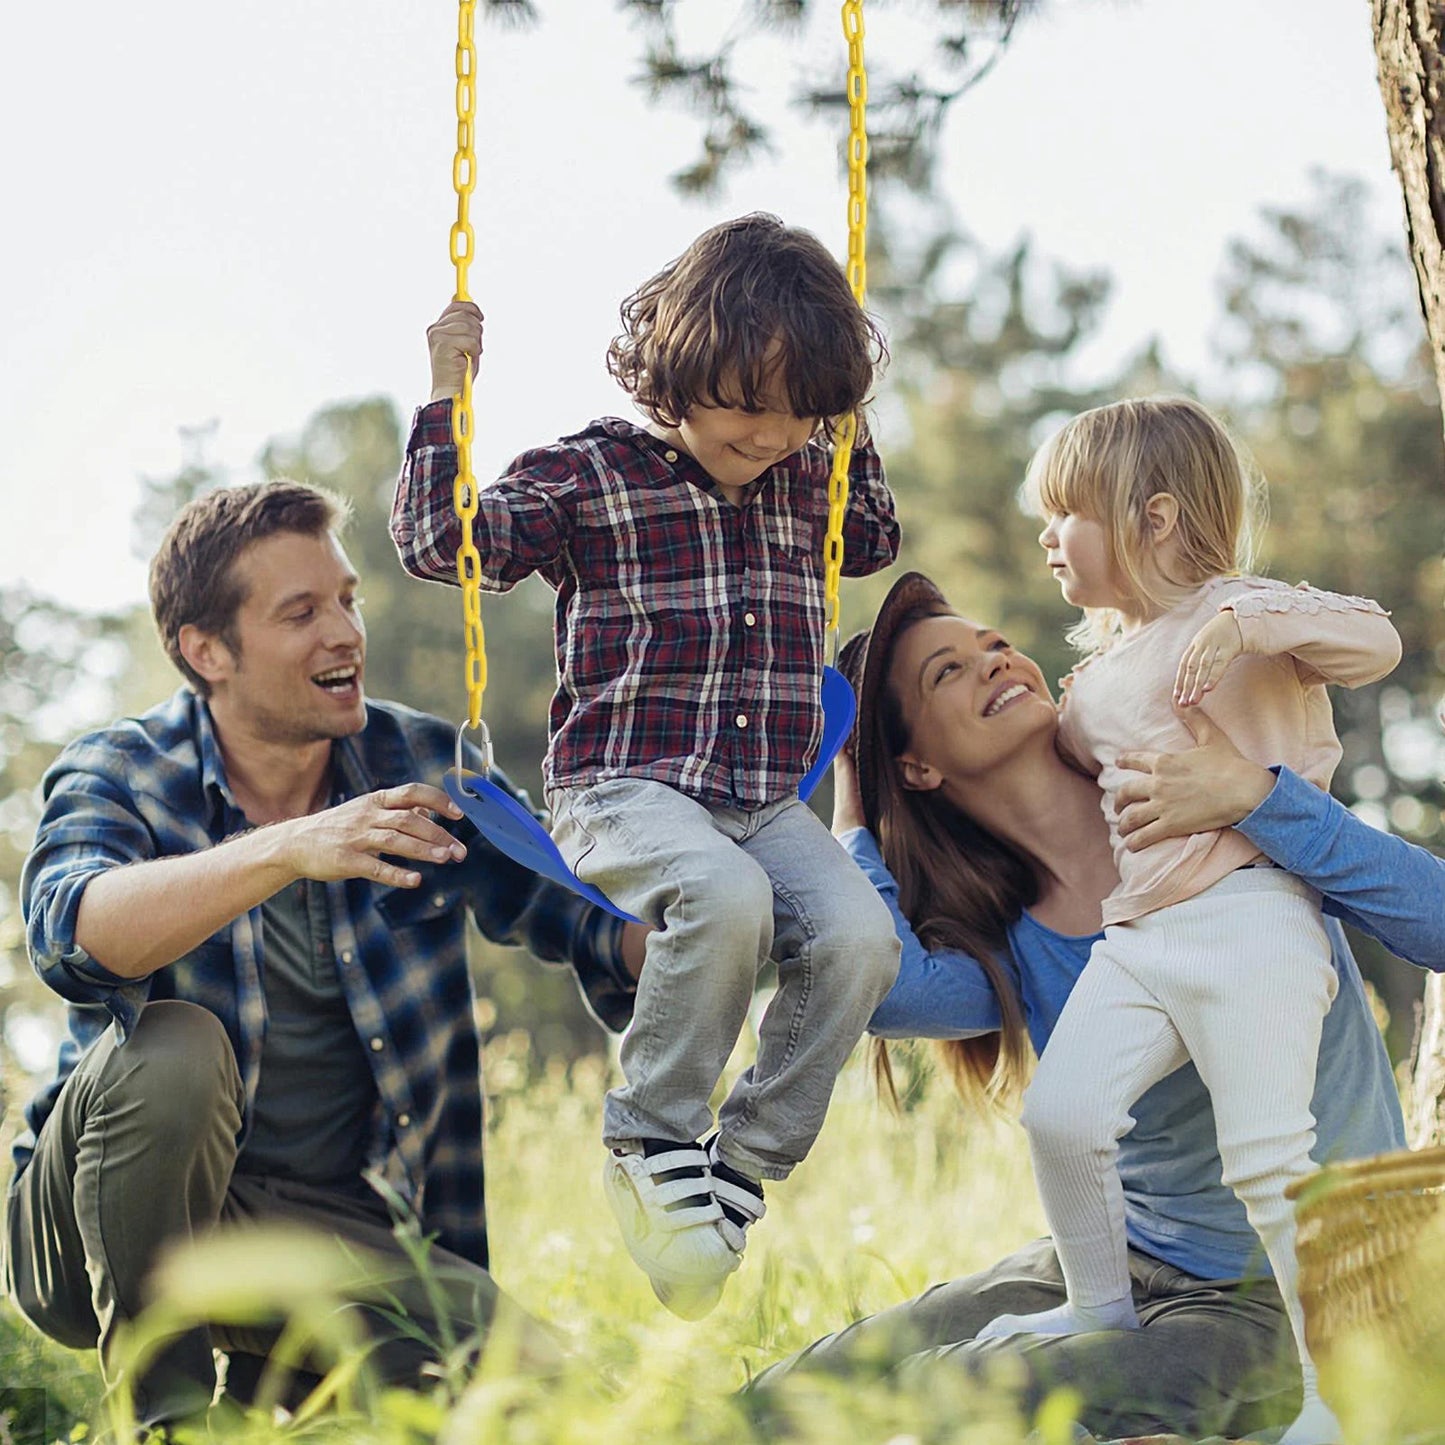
[392,402,900,807]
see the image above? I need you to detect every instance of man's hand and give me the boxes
[428,300,484,403]
[1174,609,1244,707]
[1115,714,1274,852]
[75,784,471,980]
[278,784,468,889]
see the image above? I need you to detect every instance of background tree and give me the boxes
[0,595,128,1123]
[1373,1,1445,1146]
[479,0,1031,197]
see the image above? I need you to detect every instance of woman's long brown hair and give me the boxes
[868,607,1036,1112]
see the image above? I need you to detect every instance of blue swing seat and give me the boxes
[446,664,857,924]
[797,662,857,804]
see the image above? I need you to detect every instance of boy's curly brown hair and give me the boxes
[607,212,887,428]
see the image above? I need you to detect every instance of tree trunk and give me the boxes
[1408,975,1445,1146]
[1371,0,1445,1148]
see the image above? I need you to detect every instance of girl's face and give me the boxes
[1037,510,1125,610]
[887,614,1057,787]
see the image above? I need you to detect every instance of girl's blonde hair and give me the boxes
[1025,397,1265,652]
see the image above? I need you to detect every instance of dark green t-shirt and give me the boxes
[236,879,378,1186]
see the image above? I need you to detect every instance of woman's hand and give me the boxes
[1115,714,1274,851]
[832,744,868,836]
[1174,609,1244,707]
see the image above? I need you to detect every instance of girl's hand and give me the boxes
[427,300,485,403]
[832,744,867,836]
[1174,610,1244,707]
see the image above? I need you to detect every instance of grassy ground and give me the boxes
[3,1038,1442,1443]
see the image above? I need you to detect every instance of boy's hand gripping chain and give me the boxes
[450,0,491,776]
[823,0,869,661]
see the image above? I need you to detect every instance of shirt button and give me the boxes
[664,449,678,463]
[397,1113,411,1129]
[736,713,749,728]
[340,949,353,965]
[432,893,446,908]
[370,1037,384,1052]
[743,612,757,627]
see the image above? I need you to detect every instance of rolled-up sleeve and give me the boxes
[22,753,156,1021]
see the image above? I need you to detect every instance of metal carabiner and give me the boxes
[453,717,494,794]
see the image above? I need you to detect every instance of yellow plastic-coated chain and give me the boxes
[823,0,868,649]
[451,0,487,733]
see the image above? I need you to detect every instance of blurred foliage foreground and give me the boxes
[3,1049,1444,1445]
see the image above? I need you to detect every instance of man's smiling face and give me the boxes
[205,530,368,745]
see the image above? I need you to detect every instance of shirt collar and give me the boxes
[332,726,380,801]
[187,690,379,829]
[187,690,243,834]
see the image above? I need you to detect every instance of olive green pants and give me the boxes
[744,1235,1300,1440]
[4,1001,557,1427]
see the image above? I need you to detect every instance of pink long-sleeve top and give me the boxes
[1057,575,1401,927]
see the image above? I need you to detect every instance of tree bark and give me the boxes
[1372,0,1445,1148]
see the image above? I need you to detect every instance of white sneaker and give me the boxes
[603,1139,740,1320]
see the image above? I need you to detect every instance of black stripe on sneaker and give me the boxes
[709,1156,764,1229]
[640,1138,712,1214]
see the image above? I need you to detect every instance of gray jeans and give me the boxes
[743,1236,1299,1439]
[550,781,900,1179]
[3,1000,558,1427]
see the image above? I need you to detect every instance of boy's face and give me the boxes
[661,351,819,493]
[673,401,818,491]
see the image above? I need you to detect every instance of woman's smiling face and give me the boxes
[886,613,1058,789]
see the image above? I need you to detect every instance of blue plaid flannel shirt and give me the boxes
[16,688,626,1268]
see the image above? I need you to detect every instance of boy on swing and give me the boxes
[392,213,902,1318]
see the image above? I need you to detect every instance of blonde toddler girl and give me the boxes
[977,397,1400,1445]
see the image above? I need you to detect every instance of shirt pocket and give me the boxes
[374,874,457,935]
[765,535,826,622]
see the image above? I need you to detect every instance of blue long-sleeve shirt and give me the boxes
[855,765,1426,1282]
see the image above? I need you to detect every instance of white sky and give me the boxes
[0,0,1400,615]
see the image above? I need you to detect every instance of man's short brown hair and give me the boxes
[606,212,887,428]
[148,480,352,695]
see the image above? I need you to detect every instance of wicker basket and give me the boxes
[1287,1143,1445,1371]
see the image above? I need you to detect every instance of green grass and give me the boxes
[5,1042,1443,1443]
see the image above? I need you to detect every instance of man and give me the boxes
[3,480,639,1428]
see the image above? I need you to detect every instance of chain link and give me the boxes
[824,0,869,651]
[450,0,487,730]
[446,2,864,714]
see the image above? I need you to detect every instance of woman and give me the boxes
[740,570,1443,1440]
